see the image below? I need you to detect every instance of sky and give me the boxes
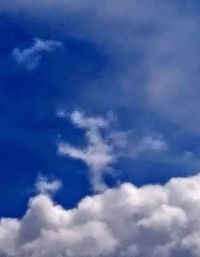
[1,0,200,256]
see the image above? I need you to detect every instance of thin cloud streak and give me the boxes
[58,110,168,191]
[12,38,63,70]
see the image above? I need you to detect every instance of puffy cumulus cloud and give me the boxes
[12,38,63,70]
[2,174,200,256]
[58,110,167,191]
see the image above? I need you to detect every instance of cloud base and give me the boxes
[1,174,200,257]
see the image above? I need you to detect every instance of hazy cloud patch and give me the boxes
[58,110,168,191]
[12,38,63,70]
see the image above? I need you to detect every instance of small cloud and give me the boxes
[12,38,63,70]
[35,175,62,195]
[58,110,116,192]
[58,110,168,191]
[137,134,168,152]
[56,108,68,118]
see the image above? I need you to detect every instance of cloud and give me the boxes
[131,134,168,157]
[58,110,168,191]
[12,38,63,70]
[35,175,62,195]
[3,0,200,134]
[58,110,119,191]
[1,174,200,256]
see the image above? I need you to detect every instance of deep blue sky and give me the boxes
[1,0,200,218]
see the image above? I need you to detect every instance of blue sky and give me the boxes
[1,1,200,256]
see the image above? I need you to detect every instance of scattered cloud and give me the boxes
[35,175,62,195]
[1,174,200,256]
[131,134,168,158]
[58,110,119,191]
[3,0,200,133]
[58,110,168,191]
[12,38,63,70]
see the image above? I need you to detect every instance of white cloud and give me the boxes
[12,38,63,70]
[58,110,118,192]
[1,174,200,256]
[58,110,167,191]
[35,175,62,195]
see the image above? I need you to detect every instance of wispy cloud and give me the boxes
[58,110,119,191]
[4,0,200,133]
[131,134,168,158]
[35,175,62,195]
[12,38,63,70]
[58,110,168,191]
